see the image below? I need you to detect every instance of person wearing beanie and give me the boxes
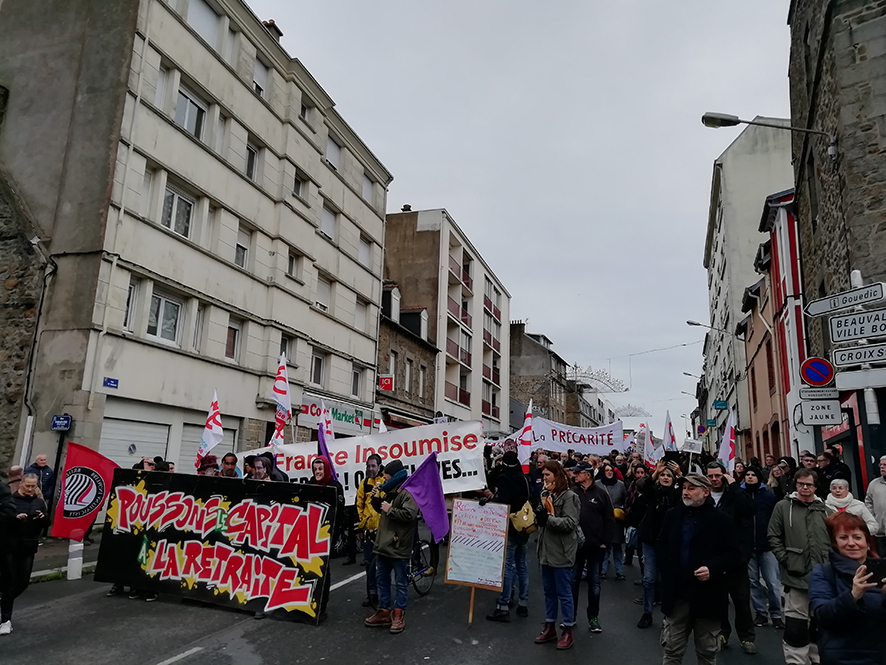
[196,455,219,476]
[770,456,798,501]
[365,458,417,634]
[486,450,532,622]
[742,466,783,628]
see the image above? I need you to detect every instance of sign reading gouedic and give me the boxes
[94,470,337,624]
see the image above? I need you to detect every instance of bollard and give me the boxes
[67,539,84,580]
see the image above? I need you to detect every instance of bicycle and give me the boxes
[364,523,439,609]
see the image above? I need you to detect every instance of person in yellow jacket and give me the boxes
[357,454,384,607]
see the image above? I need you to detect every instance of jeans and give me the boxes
[642,542,657,614]
[364,538,377,595]
[375,555,409,611]
[602,543,624,576]
[721,565,756,643]
[748,551,781,618]
[497,535,529,608]
[662,598,721,665]
[572,544,605,621]
[542,565,574,626]
[0,553,35,622]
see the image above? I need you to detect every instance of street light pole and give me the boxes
[701,112,837,161]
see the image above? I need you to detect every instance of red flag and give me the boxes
[50,443,119,542]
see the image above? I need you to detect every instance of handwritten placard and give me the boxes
[444,498,509,591]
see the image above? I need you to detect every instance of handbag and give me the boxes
[625,526,638,549]
[509,477,537,534]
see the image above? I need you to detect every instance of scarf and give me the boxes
[599,473,618,486]
[380,469,408,493]
[825,493,855,511]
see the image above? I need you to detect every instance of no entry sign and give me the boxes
[800,357,835,387]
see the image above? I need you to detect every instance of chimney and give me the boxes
[401,204,412,212]
[262,19,283,42]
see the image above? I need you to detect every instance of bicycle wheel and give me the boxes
[411,539,437,596]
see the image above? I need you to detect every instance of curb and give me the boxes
[30,561,97,583]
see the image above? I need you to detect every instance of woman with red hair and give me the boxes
[808,511,886,664]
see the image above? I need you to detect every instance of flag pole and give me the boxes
[468,587,476,627]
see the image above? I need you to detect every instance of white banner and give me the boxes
[240,420,485,505]
[530,418,625,456]
[681,439,703,454]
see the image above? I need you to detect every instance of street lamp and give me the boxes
[680,391,696,397]
[701,112,837,161]
[683,372,701,379]
[686,320,744,339]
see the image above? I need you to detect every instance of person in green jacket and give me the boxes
[363,460,418,635]
[767,468,833,665]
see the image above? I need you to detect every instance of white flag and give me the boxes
[643,422,663,466]
[268,354,292,446]
[321,400,336,441]
[378,415,388,433]
[195,390,224,468]
[517,400,533,473]
[717,411,736,474]
[662,411,678,452]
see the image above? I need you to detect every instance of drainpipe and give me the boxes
[850,270,881,426]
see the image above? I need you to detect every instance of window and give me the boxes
[362,174,374,203]
[358,237,371,268]
[235,224,251,268]
[419,366,426,399]
[315,276,331,311]
[300,103,310,121]
[765,339,775,390]
[175,87,206,139]
[253,58,268,98]
[405,359,413,395]
[245,141,260,181]
[326,136,340,169]
[147,292,182,343]
[123,280,139,331]
[352,368,362,399]
[193,305,204,352]
[321,206,337,240]
[354,300,367,333]
[389,351,397,390]
[750,367,758,411]
[155,67,169,109]
[225,318,241,361]
[287,251,302,279]
[161,187,194,238]
[494,287,501,309]
[280,335,292,359]
[310,353,325,386]
[293,171,306,199]
[140,168,155,218]
[187,0,219,47]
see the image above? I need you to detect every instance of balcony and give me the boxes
[492,337,501,352]
[462,269,473,291]
[483,364,491,380]
[483,329,493,347]
[460,308,472,327]
[458,388,471,406]
[492,368,500,385]
[493,304,501,321]
[449,255,461,279]
[445,381,458,401]
[484,295,493,312]
[492,405,500,419]
[446,338,459,360]
[482,401,501,420]
[447,296,460,318]
[460,348,472,366]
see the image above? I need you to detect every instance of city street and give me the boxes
[14,551,785,665]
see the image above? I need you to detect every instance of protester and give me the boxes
[657,473,741,665]
[309,455,343,620]
[865,455,886,555]
[530,453,548,503]
[599,463,626,581]
[0,473,50,635]
[534,460,581,649]
[635,462,679,629]
[733,460,746,485]
[816,452,849,500]
[365,460,418,634]
[251,456,272,481]
[614,454,629,478]
[623,464,649,568]
[486,450,532,622]
[705,461,756,654]
[6,466,23,495]
[808,511,886,665]
[243,455,256,479]
[742,465,783,629]
[763,454,776,481]
[196,455,219,475]
[219,452,242,478]
[356,454,383,607]
[800,451,818,470]
[770,456,798,501]
[768,468,833,664]
[260,452,288,482]
[24,455,55,505]
[825,478,877,536]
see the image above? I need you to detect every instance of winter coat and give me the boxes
[809,549,886,665]
[656,498,742,621]
[600,479,627,545]
[637,483,679,545]
[372,487,419,560]
[825,493,879,537]
[742,483,778,553]
[625,479,650,529]
[0,480,16,523]
[0,494,49,554]
[817,463,851,500]
[356,475,383,531]
[710,481,755,561]
[492,466,531,539]
[536,488,581,568]
[571,481,616,549]
[864,475,886,536]
[24,463,55,502]
[768,493,833,590]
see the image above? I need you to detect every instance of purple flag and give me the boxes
[400,452,449,543]
[317,425,339,483]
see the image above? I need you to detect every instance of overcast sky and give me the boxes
[249,0,792,436]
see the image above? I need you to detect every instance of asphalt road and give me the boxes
[12,551,786,665]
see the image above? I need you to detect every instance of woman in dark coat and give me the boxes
[809,512,886,665]
[0,473,49,634]
[308,455,344,620]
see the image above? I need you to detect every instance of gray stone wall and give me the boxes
[375,317,437,421]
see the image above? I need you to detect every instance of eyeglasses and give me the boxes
[796,481,816,488]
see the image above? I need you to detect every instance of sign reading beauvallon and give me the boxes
[829,306,886,343]
[94,470,338,624]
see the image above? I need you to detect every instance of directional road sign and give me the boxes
[713,400,728,410]
[800,357,836,387]
[832,342,886,368]
[800,400,843,426]
[804,282,885,317]
[829,305,886,343]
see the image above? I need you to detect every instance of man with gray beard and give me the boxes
[656,474,742,665]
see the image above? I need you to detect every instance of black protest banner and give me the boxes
[94,470,337,624]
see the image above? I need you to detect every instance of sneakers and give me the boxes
[144,592,158,603]
[740,641,758,655]
[485,608,510,622]
[128,589,142,600]
[0,621,11,636]
[615,573,626,581]
[771,617,785,629]
[106,584,124,597]
[753,613,768,627]
[516,605,529,618]
[637,612,653,629]
[588,617,602,633]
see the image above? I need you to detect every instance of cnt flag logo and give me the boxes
[63,466,106,519]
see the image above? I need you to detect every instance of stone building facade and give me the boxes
[509,322,570,424]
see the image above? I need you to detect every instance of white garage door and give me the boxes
[99,418,170,470]
[178,425,237,474]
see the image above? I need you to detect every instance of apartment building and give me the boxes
[509,323,570,424]
[384,208,511,434]
[0,0,391,471]
[701,121,793,454]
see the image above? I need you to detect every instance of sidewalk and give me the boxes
[31,531,103,581]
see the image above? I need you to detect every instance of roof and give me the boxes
[741,277,765,314]
[759,188,795,233]
[754,239,772,273]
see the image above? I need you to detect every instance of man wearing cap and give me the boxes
[364,459,418,634]
[570,460,616,634]
[657,473,741,665]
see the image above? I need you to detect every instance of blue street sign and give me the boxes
[706,419,717,426]
[50,415,72,432]
[103,377,119,389]
[713,400,728,410]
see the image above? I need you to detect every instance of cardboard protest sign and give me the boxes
[531,418,625,456]
[445,498,508,591]
[244,420,485,505]
[94,470,337,624]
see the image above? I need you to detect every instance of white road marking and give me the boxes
[155,647,204,665]
[330,571,365,591]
